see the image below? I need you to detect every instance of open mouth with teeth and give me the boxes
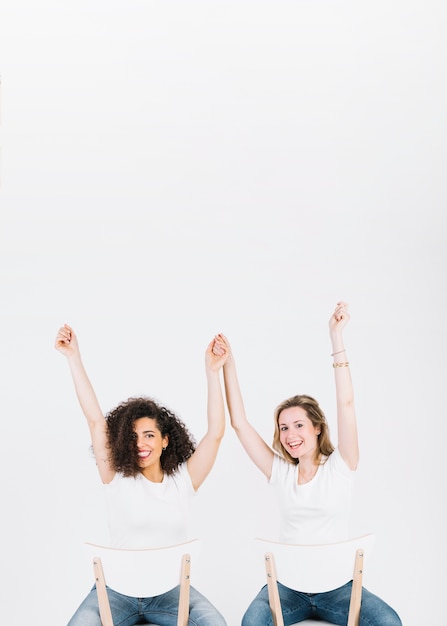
[288,442,302,450]
[138,451,151,459]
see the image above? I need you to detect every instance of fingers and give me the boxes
[214,333,230,351]
[333,301,349,323]
[211,333,226,357]
[55,323,73,348]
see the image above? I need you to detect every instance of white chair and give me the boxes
[257,534,375,626]
[84,538,202,626]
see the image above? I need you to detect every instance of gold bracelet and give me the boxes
[333,362,349,368]
[331,349,346,356]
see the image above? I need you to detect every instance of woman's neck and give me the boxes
[297,455,320,484]
[141,466,164,483]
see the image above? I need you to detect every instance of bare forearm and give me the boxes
[66,353,104,426]
[330,332,355,408]
[223,354,274,477]
[330,321,359,468]
[206,369,225,440]
[223,356,248,431]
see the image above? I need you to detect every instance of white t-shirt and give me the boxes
[269,448,354,544]
[104,462,195,549]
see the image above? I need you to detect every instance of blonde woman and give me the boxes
[217,303,401,626]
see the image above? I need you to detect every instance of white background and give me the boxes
[0,1,445,625]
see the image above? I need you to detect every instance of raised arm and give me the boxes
[186,334,227,490]
[54,324,115,483]
[220,335,274,479]
[329,302,359,470]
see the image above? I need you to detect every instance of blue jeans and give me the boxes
[67,584,227,626]
[242,582,402,626]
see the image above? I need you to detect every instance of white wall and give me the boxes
[0,2,445,624]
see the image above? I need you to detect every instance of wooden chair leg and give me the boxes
[177,553,191,626]
[93,557,114,626]
[264,552,285,626]
[347,548,364,626]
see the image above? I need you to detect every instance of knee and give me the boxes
[242,610,272,626]
[193,612,227,626]
[361,607,402,626]
[67,606,101,626]
[384,615,402,626]
[378,605,403,626]
[209,613,227,626]
[67,612,101,626]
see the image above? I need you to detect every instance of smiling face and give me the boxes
[278,406,321,461]
[133,417,169,479]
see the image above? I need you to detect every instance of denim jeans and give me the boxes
[241,582,402,626]
[67,584,227,626]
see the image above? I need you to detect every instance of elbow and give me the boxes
[217,424,226,441]
[212,422,226,442]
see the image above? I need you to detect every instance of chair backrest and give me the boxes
[256,534,375,593]
[84,538,202,598]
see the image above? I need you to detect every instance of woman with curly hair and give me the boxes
[55,323,228,626]
[216,302,402,626]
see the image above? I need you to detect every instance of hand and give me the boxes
[329,301,350,335]
[206,333,228,371]
[54,323,79,358]
[213,333,234,365]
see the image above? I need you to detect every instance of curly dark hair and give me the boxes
[104,396,196,477]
